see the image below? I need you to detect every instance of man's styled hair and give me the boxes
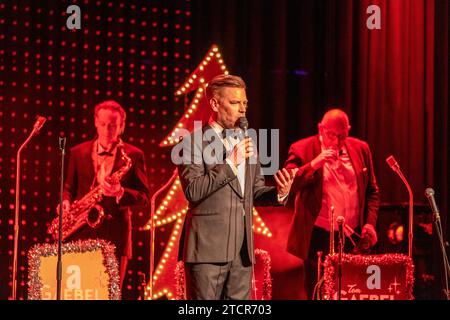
[94,100,126,134]
[205,74,246,100]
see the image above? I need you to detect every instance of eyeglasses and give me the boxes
[322,128,348,141]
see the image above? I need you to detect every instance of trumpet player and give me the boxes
[55,100,150,291]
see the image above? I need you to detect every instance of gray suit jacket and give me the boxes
[177,124,279,263]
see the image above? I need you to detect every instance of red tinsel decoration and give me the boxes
[174,249,273,300]
[322,253,414,300]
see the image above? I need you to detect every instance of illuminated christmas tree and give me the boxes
[144,45,272,300]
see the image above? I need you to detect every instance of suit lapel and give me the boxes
[231,171,244,198]
[312,136,322,162]
[244,160,252,200]
[85,140,96,182]
[203,124,243,198]
[344,140,364,209]
[112,143,124,173]
[312,136,323,201]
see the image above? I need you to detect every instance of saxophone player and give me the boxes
[56,100,150,291]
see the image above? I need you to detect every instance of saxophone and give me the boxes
[47,139,133,241]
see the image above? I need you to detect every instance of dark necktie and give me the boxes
[98,151,113,157]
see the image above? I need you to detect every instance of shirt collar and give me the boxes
[208,117,225,136]
[208,118,241,140]
[96,140,117,156]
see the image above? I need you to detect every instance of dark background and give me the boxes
[189,0,449,299]
[0,0,448,299]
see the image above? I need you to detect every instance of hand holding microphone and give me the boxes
[227,137,254,167]
[226,117,253,167]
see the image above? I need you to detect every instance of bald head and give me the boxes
[318,109,351,149]
[321,109,350,130]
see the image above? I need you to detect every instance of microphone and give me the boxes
[59,136,66,151]
[33,116,47,135]
[336,215,345,227]
[238,117,249,138]
[425,188,440,220]
[386,155,400,172]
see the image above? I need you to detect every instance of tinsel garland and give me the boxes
[27,239,120,300]
[322,253,415,300]
[174,249,273,300]
[254,248,272,300]
[175,261,185,300]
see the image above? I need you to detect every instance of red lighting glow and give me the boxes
[0,0,191,300]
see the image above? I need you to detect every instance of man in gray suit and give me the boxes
[175,74,296,300]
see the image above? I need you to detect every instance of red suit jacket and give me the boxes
[63,139,150,259]
[284,135,380,260]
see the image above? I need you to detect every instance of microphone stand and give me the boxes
[426,192,450,300]
[247,151,258,300]
[337,223,344,300]
[56,137,66,300]
[144,168,178,300]
[387,157,414,258]
[434,212,450,300]
[11,118,44,300]
[239,124,257,300]
[329,206,335,256]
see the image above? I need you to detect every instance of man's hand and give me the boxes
[102,180,124,197]
[311,149,339,170]
[56,200,71,214]
[227,137,254,167]
[274,168,298,198]
[361,224,378,247]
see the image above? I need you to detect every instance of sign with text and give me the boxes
[28,239,120,300]
[39,250,108,300]
[323,253,414,300]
